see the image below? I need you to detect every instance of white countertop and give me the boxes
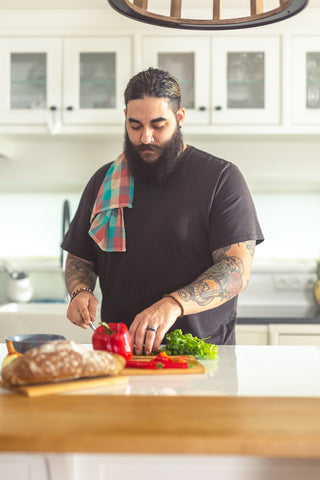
[1,344,320,398]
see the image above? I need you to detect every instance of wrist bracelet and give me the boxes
[70,287,93,302]
[162,294,184,317]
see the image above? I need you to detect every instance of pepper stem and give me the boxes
[100,322,113,335]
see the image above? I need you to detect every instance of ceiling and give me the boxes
[0,0,318,9]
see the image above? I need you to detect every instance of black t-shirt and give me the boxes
[62,146,264,344]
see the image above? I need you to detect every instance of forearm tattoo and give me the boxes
[65,255,97,294]
[177,241,255,308]
[243,240,255,258]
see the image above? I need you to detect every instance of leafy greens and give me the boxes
[161,329,218,359]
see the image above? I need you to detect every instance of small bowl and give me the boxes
[5,334,66,354]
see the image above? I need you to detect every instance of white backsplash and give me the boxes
[0,191,319,261]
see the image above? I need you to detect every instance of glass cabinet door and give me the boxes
[142,37,210,125]
[158,52,195,110]
[291,36,320,124]
[79,52,116,109]
[10,53,47,110]
[63,37,131,124]
[211,36,280,125]
[0,38,61,124]
[306,52,320,109]
[227,52,265,109]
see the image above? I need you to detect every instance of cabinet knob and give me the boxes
[66,106,74,111]
[214,106,222,111]
[198,106,207,111]
[49,106,57,111]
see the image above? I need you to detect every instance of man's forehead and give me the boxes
[126,96,173,117]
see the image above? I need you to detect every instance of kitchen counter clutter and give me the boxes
[1,344,320,479]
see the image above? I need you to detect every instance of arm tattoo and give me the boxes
[178,256,243,307]
[65,255,97,295]
[244,240,256,257]
[177,242,255,308]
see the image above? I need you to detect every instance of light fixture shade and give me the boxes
[107,0,309,30]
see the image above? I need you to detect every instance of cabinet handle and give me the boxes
[49,106,57,111]
[66,106,74,111]
[214,106,222,111]
[198,106,207,111]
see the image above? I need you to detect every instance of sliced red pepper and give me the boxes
[126,355,190,370]
[92,322,133,361]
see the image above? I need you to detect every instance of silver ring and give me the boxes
[146,326,157,333]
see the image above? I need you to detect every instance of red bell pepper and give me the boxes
[126,352,190,370]
[92,322,133,361]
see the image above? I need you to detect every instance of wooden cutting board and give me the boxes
[0,375,128,397]
[122,355,206,375]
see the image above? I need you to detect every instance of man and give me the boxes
[62,67,264,354]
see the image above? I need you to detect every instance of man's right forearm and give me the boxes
[65,253,97,296]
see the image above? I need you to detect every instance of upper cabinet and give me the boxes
[142,36,210,125]
[63,37,131,125]
[210,36,280,125]
[142,35,280,126]
[0,36,132,131]
[0,38,61,125]
[0,27,319,135]
[291,36,320,125]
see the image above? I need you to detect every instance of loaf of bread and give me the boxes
[1,340,125,386]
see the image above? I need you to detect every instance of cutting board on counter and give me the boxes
[122,355,206,375]
[0,375,128,397]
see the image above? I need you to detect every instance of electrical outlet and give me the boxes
[273,274,316,291]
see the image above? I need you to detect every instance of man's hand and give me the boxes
[67,291,98,329]
[129,297,181,355]
[64,253,98,329]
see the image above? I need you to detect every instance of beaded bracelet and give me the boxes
[70,287,94,302]
[162,294,184,317]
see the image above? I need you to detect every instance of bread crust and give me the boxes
[1,340,125,386]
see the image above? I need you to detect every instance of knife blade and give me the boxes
[89,320,96,331]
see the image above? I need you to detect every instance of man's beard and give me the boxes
[124,125,184,185]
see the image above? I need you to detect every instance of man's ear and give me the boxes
[124,108,127,118]
[177,107,186,127]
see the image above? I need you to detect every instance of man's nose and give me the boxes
[140,127,154,144]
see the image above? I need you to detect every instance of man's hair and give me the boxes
[124,67,181,111]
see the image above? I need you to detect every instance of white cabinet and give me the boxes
[142,35,280,126]
[236,325,269,345]
[0,36,132,129]
[142,36,210,125]
[237,324,320,346]
[269,324,320,346]
[211,36,281,125]
[0,37,61,125]
[0,454,49,480]
[63,37,131,125]
[291,36,320,125]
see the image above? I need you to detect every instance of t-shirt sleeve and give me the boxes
[209,162,264,252]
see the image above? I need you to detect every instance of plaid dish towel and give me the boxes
[89,153,134,252]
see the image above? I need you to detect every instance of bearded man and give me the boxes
[62,68,264,352]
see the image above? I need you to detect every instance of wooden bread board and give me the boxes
[0,375,128,397]
[122,355,206,375]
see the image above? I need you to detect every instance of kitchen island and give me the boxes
[0,345,320,479]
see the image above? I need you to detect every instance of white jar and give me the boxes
[6,273,33,303]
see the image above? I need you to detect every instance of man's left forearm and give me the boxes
[173,241,255,315]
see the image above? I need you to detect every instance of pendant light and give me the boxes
[107,0,308,30]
